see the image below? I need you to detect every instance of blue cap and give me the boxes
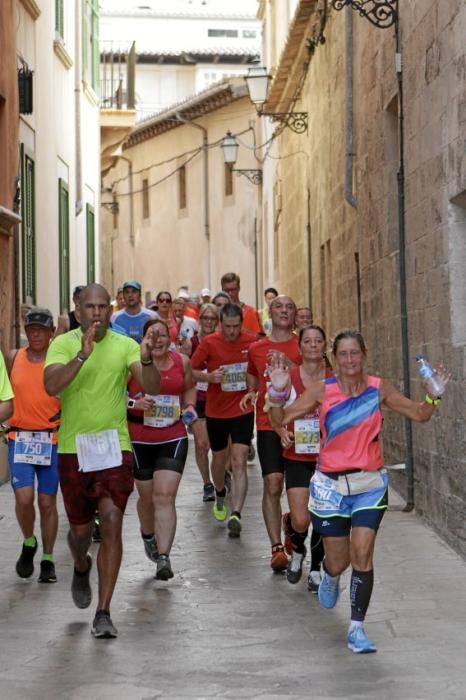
[122,280,142,291]
[415,355,422,361]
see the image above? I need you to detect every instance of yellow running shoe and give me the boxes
[213,499,228,522]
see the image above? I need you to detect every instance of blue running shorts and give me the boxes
[9,440,59,495]
[309,468,388,537]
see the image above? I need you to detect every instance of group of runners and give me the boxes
[0,273,448,652]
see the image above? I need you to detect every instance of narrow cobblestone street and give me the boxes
[0,438,465,699]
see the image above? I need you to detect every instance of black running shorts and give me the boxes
[206,413,254,452]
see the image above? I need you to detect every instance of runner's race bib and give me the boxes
[308,471,343,512]
[14,431,53,466]
[144,394,181,428]
[294,418,320,454]
[76,429,122,472]
[221,362,247,392]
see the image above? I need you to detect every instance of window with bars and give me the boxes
[55,0,64,39]
[20,145,36,305]
[208,29,238,38]
[86,204,95,283]
[82,0,99,92]
[178,165,187,210]
[58,178,70,312]
[142,178,150,219]
[224,163,233,197]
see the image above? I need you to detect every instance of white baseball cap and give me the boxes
[201,288,211,296]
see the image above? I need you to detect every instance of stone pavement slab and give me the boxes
[1,443,465,699]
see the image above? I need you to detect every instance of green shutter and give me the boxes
[82,0,100,92]
[20,144,36,304]
[58,178,70,311]
[86,204,95,283]
[92,0,100,92]
[55,0,64,38]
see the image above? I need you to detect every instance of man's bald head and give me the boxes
[80,283,111,305]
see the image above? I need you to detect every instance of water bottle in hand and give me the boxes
[182,409,197,426]
[416,355,445,396]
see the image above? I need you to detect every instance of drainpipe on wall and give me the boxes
[395,17,414,512]
[345,8,363,331]
[175,113,211,289]
[13,177,22,347]
[74,0,83,217]
[344,7,357,209]
[118,155,134,246]
[306,185,312,309]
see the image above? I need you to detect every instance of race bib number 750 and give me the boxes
[14,431,52,466]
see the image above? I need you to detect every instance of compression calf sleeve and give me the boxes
[350,569,374,621]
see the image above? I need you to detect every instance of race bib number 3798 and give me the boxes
[144,395,181,428]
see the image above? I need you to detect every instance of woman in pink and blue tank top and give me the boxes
[269,329,449,655]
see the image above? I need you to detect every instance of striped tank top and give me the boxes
[319,375,383,473]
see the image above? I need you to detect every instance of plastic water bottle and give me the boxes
[182,410,196,426]
[416,355,445,396]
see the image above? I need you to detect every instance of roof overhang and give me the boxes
[126,79,249,147]
[265,0,320,113]
[100,49,259,66]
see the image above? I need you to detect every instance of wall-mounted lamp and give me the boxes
[244,64,308,134]
[221,132,262,186]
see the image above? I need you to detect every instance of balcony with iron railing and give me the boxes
[100,40,136,110]
[100,41,137,175]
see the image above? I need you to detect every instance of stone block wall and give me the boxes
[263,0,466,553]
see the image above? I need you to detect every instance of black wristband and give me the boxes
[76,353,87,363]
[140,357,153,366]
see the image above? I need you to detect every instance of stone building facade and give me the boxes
[16,0,101,320]
[0,0,20,351]
[258,0,466,552]
[100,79,260,304]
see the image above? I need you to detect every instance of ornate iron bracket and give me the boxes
[331,0,398,29]
[101,201,119,214]
[260,111,308,134]
[232,169,263,186]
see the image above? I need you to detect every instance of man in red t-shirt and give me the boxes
[240,295,301,571]
[221,272,262,336]
[191,303,256,538]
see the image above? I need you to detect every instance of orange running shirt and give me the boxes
[191,331,255,418]
[247,336,301,431]
[241,303,262,336]
[9,348,60,443]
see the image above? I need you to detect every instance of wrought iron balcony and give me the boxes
[100,41,136,110]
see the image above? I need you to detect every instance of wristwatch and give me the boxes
[127,398,136,409]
